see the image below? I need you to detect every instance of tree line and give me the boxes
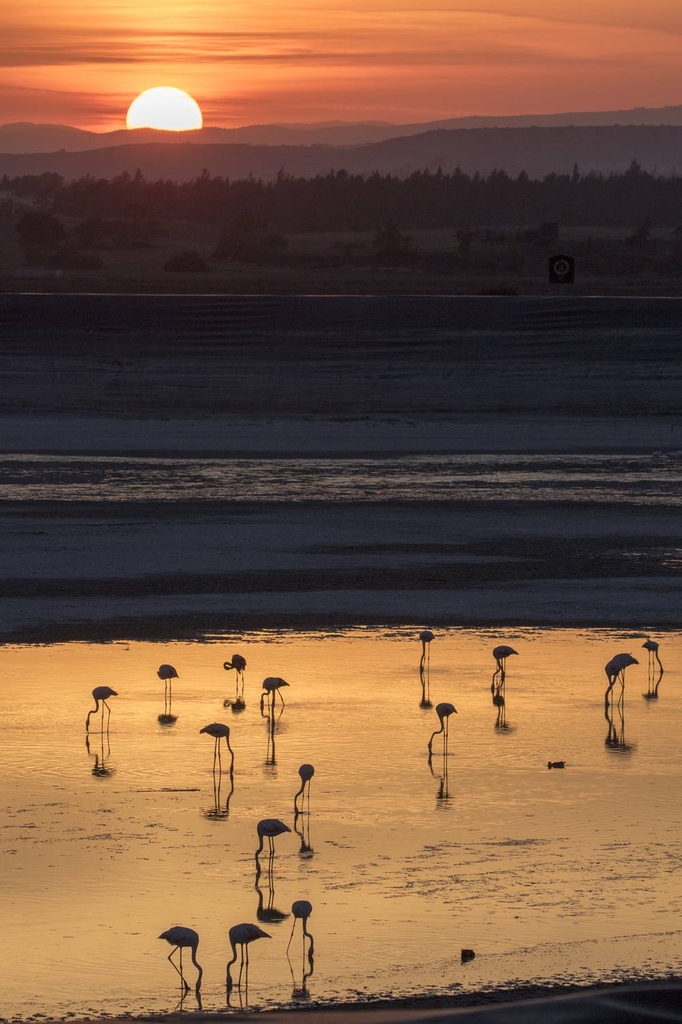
[3,161,682,231]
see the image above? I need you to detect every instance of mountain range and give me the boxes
[2,106,682,182]
[4,104,682,154]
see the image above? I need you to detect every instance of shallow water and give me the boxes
[1,628,681,1020]
[1,452,682,505]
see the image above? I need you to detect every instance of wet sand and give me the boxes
[1,293,682,641]
[55,980,682,1023]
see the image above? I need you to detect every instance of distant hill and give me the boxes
[4,103,682,154]
[1,124,682,182]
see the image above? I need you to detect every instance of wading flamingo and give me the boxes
[294,764,315,815]
[260,677,289,713]
[255,818,291,861]
[158,926,203,991]
[199,722,234,772]
[427,701,457,758]
[287,900,314,956]
[85,686,118,732]
[605,653,638,700]
[492,645,518,676]
[642,639,663,674]
[226,923,270,990]
[224,654,247,707]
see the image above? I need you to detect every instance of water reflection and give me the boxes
[255,876,290,924]
[286,900,314,999]
[604,696,634,752]
[418,630,433,708]
[84,685,118,734]
[158,689,177,726]
[85,731,115,777]
[226,923,271,998]
[158,926,203,995]
[491,673,510,731]
[223,654,247,711]
[429,749,450,801]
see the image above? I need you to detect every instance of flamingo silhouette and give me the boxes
[492,645,518,675]
[158,664,178,716]
[605,653,638,701]
[200,722,235,772]
[226,923,270,990]
[158,926,203,992]
[224,655,247,708]
[427,701,457,759]
[255,818,291,862]
[294,763,314,815]
[85,686,118,732]
[419,630,434,669]
[260,677,289,713]
[642,639,663,674]
[287,900,314,956]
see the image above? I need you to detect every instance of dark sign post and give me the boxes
[549,254,575,284]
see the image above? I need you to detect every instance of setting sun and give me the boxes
[126,87,202,132]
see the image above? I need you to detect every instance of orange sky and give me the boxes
[2,0,682,131]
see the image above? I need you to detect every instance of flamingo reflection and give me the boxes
[224,653,247,710]
[429,746,450,800]
[85,686,118,734]
[256,875,290,925]
[419,630,434,707]
[264,702,278,765]
[85,731,115,777]
[158,926,203,994]
[642,639,664,700]
[604,691,634,752]
[427,701,457,761]
[226,922,270,995]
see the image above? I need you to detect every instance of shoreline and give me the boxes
[54,979,682,1024]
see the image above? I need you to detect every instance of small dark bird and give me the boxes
[547,760,566,769]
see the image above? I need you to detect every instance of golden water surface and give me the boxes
[1,627,681,1018]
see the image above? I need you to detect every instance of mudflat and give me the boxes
[1,293,681,641]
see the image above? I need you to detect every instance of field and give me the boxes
[2,217,682,294]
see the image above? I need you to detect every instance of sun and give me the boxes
[126,87,203,132]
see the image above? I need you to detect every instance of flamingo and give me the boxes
[427,701,457,758]
[224,654,247,677]
[294,764,314,815]
[226,923,270,990]
[642,639,664,674]
[255,818,291,862]
[419,629,434,667]
[605,653,639,697]
[260,677,289,713]
[224,655,247,707]
[158,664,178,713]
[158,926,203,991]
[492,645,518,675]
[85,686,118,732]
[199,722,234,772]
[287,900,314,956]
